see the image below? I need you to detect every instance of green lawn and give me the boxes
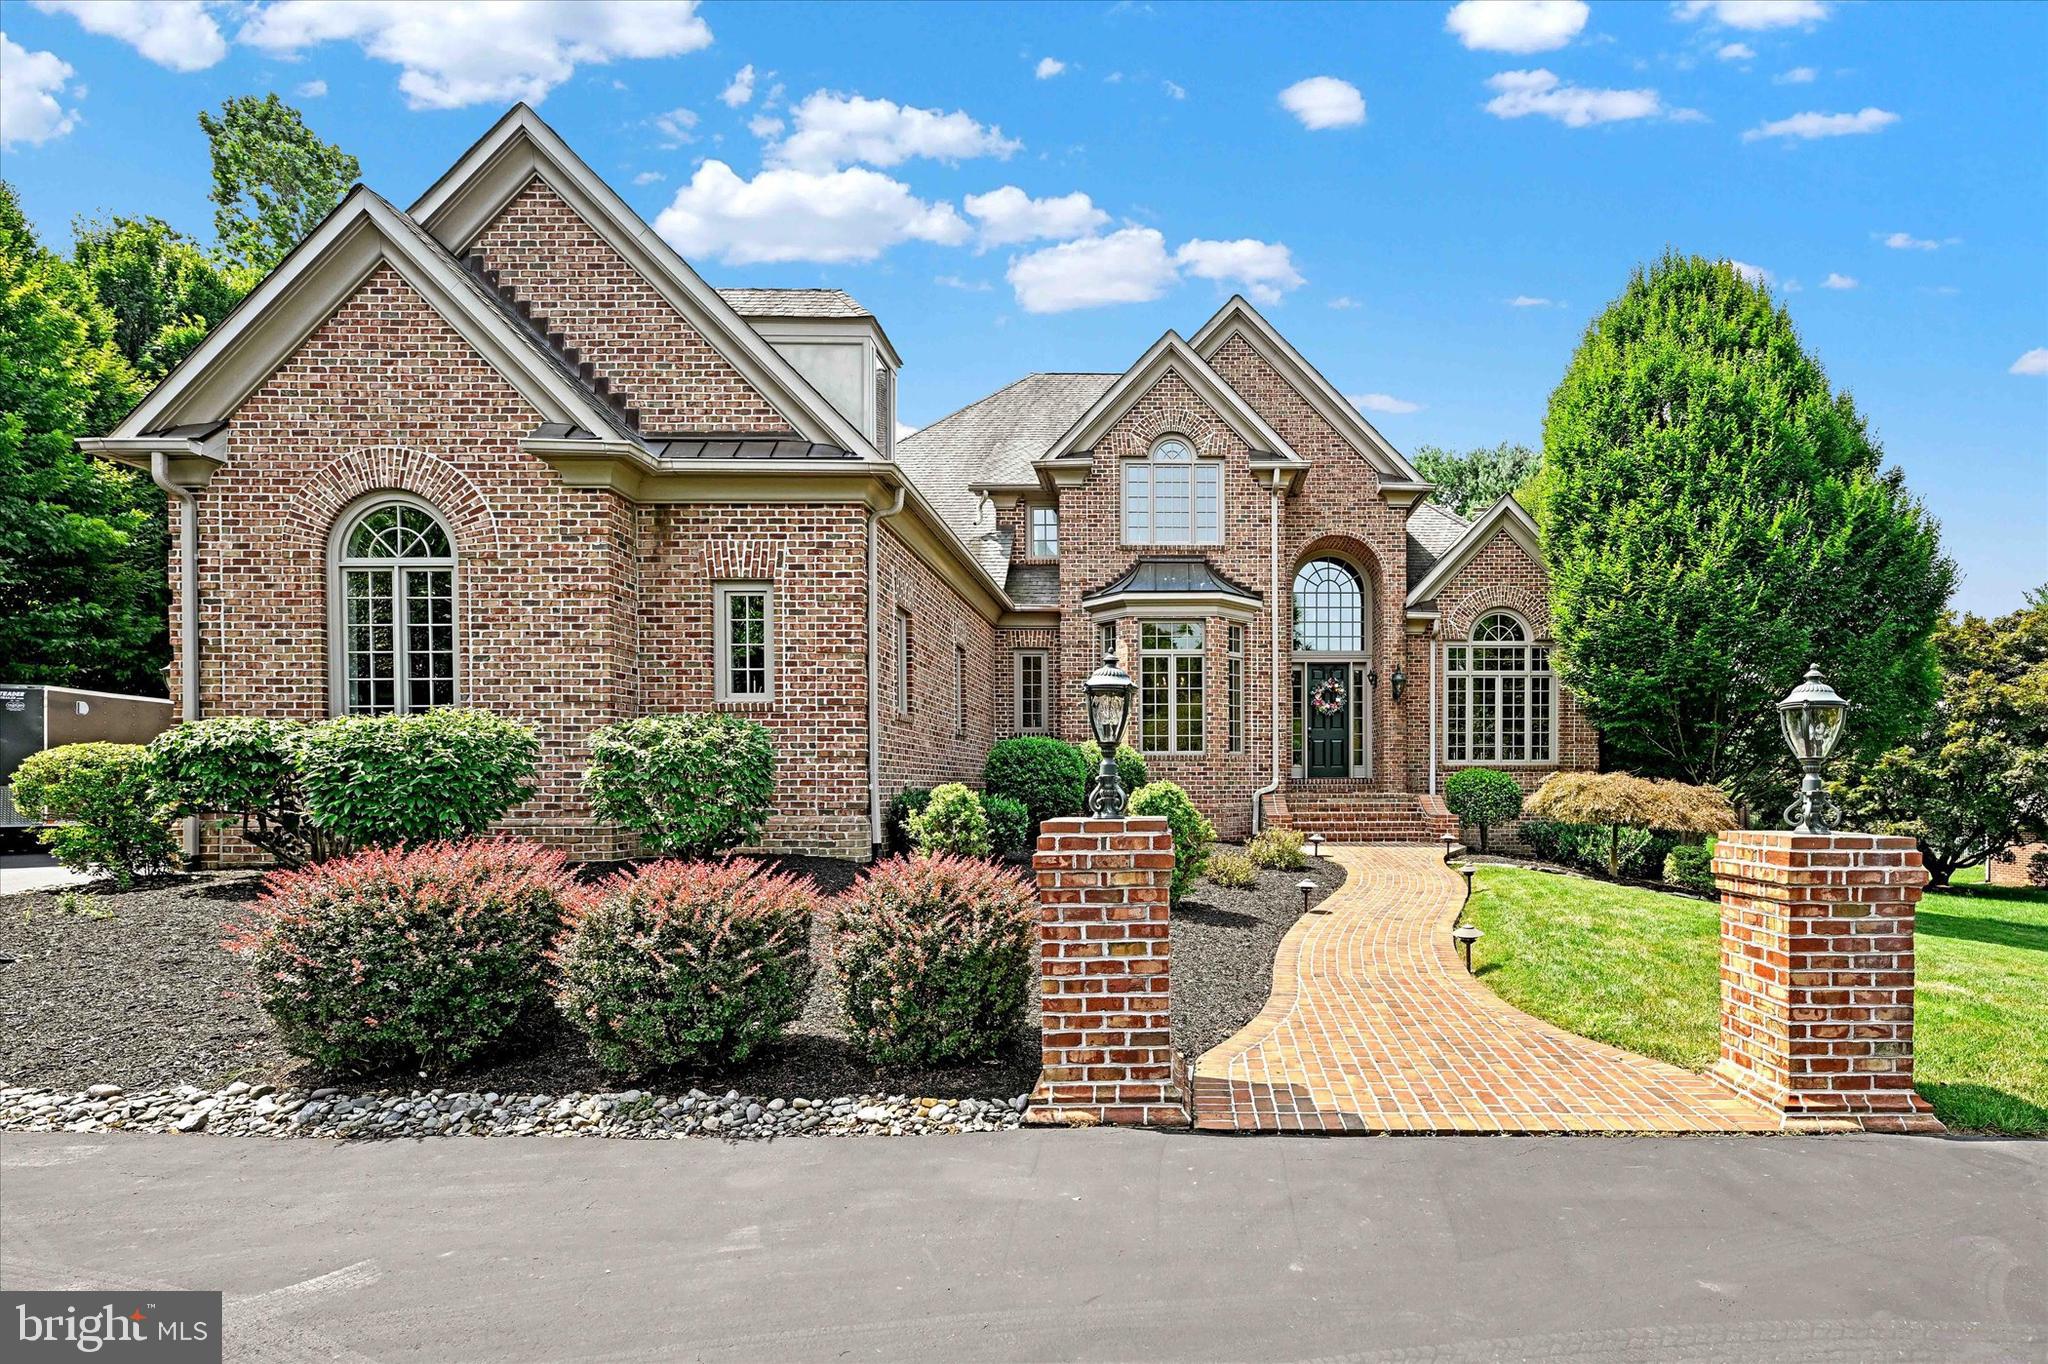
[1465,866,2048,1136]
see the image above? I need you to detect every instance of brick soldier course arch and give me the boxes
[287,445,505,561]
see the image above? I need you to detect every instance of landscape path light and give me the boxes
[1298,878,1319,915]
[1308,833,1326,860]
[1083,651,1137,817]
[1452,922,1483,973]
[1777,663,1849,834]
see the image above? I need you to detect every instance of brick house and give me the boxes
[85,104,1593,863]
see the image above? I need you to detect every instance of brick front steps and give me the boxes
[1267,787,1460,845]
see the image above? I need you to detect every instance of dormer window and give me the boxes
[1123,437,1221,545]
[1030,505,1059,558]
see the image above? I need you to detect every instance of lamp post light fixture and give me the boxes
[1452,922,1483,973]
[1307,833,1326,861]
[1083,650,1138,817]
[1777,663,1849,834]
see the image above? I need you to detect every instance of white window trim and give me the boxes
[1029,504,1060,558]
[1227,625,1244,755]
[1443,610,1556,766]
[714,581,774,703]
[327,492,459,717]
[894,607,912,716]
[1137,619,1207,756]
[1121,436,1224,547]
[1014,649,1050,734]
[954,642,967,738]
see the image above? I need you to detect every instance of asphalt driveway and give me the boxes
[2,1129,2042,1362]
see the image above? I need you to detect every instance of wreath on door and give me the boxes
[1310,676,1347,716]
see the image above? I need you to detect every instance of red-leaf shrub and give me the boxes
[224,840,576,1074]
[833,853,1037,1066]
[554,859,819,1076]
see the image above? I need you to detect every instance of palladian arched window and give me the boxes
[1123,436,1222,545]
[1291,558,1364,652]
[1446,611,1552,763]
[334,498,457,715]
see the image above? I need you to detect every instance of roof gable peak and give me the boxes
[1041,330,1303,465]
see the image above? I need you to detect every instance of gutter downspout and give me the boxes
[150,451,200,858]
[1428,621,1439,796]
[867,482,908,856]
[1251,469,1284,834]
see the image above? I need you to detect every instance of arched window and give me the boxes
[334,497,457,715]
[1123,436,1221,545]
[1446,611,1552,763]
[1291,558,1365,653]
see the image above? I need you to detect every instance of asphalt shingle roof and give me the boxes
[1405,501,1471,586]
[894,373,1118,541]
[1006,562,1061,608]
[717,288,872,319]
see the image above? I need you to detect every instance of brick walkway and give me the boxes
[1191,846,1778,1133]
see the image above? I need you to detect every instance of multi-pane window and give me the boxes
[715,583,771,700]
[1445,612,1553,763]
[1123,438,1222,545]
[1030,505,1059,558]
[338,500,455,715]
[1016,651,1048,733]
[895,608,912,714]
[954,643,967,737]
[1099,621,1118,664]
[1292,559,1364,652]
[1139,621,1204,754]
[1227,625,1244,753]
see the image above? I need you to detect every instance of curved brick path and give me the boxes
[1191,846,1777,1133]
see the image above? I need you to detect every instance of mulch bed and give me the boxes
[0,845,1338,1097]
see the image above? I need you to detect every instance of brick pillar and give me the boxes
[1712,831,1942,1133]
[1026,816,1188,1127]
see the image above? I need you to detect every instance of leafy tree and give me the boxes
[1412,441,1540,518]
[1837,595,2048,884]
[1540,252,1954,813]
[71,214,247,378]
[199,94,360,277]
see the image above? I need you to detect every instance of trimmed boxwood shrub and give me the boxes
[297,708,538,850]
[985,794,1031,860]
[1207,850,1258,889]
[1078,740,1148,808]
[225,840,575,1073]
[1445,767,1524,853]
[1128,780,1216,904]
[834,853,1036,1066]
[1247,827,1307,870]
[908,783,993,858]
[554,858,818,1075]
[583,713,774,858]
[10,743,178,886]
[983,736,1087,830]
[146,716,339,866]
[885,787,934,855]
[1663,839,1717,892]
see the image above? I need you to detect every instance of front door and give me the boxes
[1306,662,1349,778]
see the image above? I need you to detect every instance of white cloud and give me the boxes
[1035,56,1065,79]
[31,0,226,72]
[632,170,664,186]
[1328,295,1360,309]
[1279,76,1365,130]
[1508,295,1557,307]
[1484,69,1661,126]
[296,77,328,98]
[1716,42,1756,60]
[1883,231,1943,251]
[1,32,78,148]
[1446,1,1588,54]
[1349,392,1422,415]
[1163,79,1187,100]
[2009,348,2048,377]
[747,113,784,139]
[1743,107,1898,141]
[1175,238,1306,305]
[1675,1,1829,30]
[720,63,755,107]
[652,106,698,147]
[653,160,970,265]
[934,274,992,292]
[237,0,712,109]
[1728,259,1773,285]
[963,186,1109,248]
[1775,66,1817,83]
[896,420,920,441]
[1821,272,1857,289]
[1006,227,1179,313]
[770,91,1020,171]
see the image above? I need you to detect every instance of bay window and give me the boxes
[1139,621,1204,753]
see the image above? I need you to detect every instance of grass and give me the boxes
[1465,865,2048,1137]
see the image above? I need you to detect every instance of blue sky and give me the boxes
[3,0,2042,612]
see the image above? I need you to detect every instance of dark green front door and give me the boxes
[1306,663,1348,778]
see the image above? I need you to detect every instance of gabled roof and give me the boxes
[895,373,1117,537]
[409,103,880,458]
[1188,295,1426,487]
[104,187,640,447]
[718,288,871,319]
[1405,501,1471,585]
[1405,494,1542,607]
[1041,332,1305,465]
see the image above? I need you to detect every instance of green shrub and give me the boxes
[1078,740,1148,808]
[297,709,538,850]
[983,736,1087,829]
[1207,850,1258,889]
[834,854,1036,1065]
[985,794,1031,860]
[908,783,993,858]
[1247,827,1307,870]
[1520,817,1663,879]
[1128,780,1216,904]
[1662,839,1718,892]
[146,716,339,866]
[885,787,934,854]
[583,713,774,858]
[10,743,178,886]
[555,858,818,1075]
[225,840,575,1073]
[1446,768,1525,853]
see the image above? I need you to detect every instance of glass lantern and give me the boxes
[1776,664,1849,833]
[1083,651,1136,816]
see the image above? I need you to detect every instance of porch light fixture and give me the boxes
[1390,664,1406,701]
[1777,663,1849,834]
[1308,833,1326,860]
[1452,922,1483,972]
[1084,650,1137,816]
